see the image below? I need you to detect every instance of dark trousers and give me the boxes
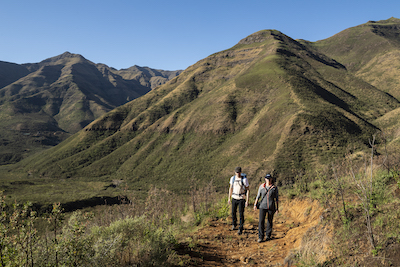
[258,208,275,239]
[231,198,245,230]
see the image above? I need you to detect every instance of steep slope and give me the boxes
[309,17,400,99]
[0,52,181,164]
[19,29,399,196]
[0,61,30,89]
[308,17,400,155]
[373,106,400,158]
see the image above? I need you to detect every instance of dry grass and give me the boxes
[356,51,400,99]
[284,224,333,266]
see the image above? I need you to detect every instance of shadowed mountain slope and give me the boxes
[0,52,181,164]
[19,29,400,194]
[0,61,30,89]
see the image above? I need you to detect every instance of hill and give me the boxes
[0,52,182,164]
[116,65,182,89]
[0,61,30,88]
[308,17,400,154]
[308,17,400,99]
[9,24,400,205]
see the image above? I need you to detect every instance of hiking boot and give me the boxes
[257,238,263,243]
[231,225,236,231]
[265,237,271,241]
[237,229,243,235]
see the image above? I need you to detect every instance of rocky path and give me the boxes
[178,198,325,266]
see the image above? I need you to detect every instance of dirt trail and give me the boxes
[180,197,325,266]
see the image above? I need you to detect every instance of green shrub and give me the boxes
[0,190,179,267]
[90,216,177,266]
[212,196,230,219]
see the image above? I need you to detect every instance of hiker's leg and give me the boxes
[258,208,267,239]
[231,199,238,227]
[238,199,245,231]
[265,210,275,239]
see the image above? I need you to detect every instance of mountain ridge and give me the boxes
[15,23,400,197]
[308,18,400,99]
[0,52,182,164]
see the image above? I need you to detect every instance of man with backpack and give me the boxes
[228,166,249,235]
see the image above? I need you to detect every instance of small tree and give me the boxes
[0,192,9,266]
[60,211,94,266]
[0,199,38,267]
[47,202,64,267]
[332,164,348,223]
[347,135,376,250]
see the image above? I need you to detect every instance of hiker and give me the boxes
[228,166,249,235]
[253,174,279,243]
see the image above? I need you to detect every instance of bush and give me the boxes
[90,216,177,266]
[209,196,230,220]
[0,193,178,267]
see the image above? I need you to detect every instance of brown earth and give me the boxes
[177,197,329,266]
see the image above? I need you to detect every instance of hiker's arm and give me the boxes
[245,187,249,207]
[253,186,260,211]
[228,186,232,204]
[253,194,258,211]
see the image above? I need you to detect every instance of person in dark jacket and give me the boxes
[253,174,279,243]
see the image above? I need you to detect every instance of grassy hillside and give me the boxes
[310,17,400,99]
[309,17,400,160]
[4,29,399,207]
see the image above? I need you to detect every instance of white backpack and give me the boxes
[232,174,247,199]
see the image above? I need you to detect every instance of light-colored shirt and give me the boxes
[230,174,249,200]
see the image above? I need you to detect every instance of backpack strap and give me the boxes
[266,185,275,210]
[258,184,274,206]
[258,183,267,203]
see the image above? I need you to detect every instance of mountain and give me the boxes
[0,61,30,89]
[307,17,400,99]
[17,20,400,197]
[306,17,400,151]
[116,65,182,89]
[0,52,182,164]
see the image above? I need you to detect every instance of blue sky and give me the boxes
[1,0,399,70]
